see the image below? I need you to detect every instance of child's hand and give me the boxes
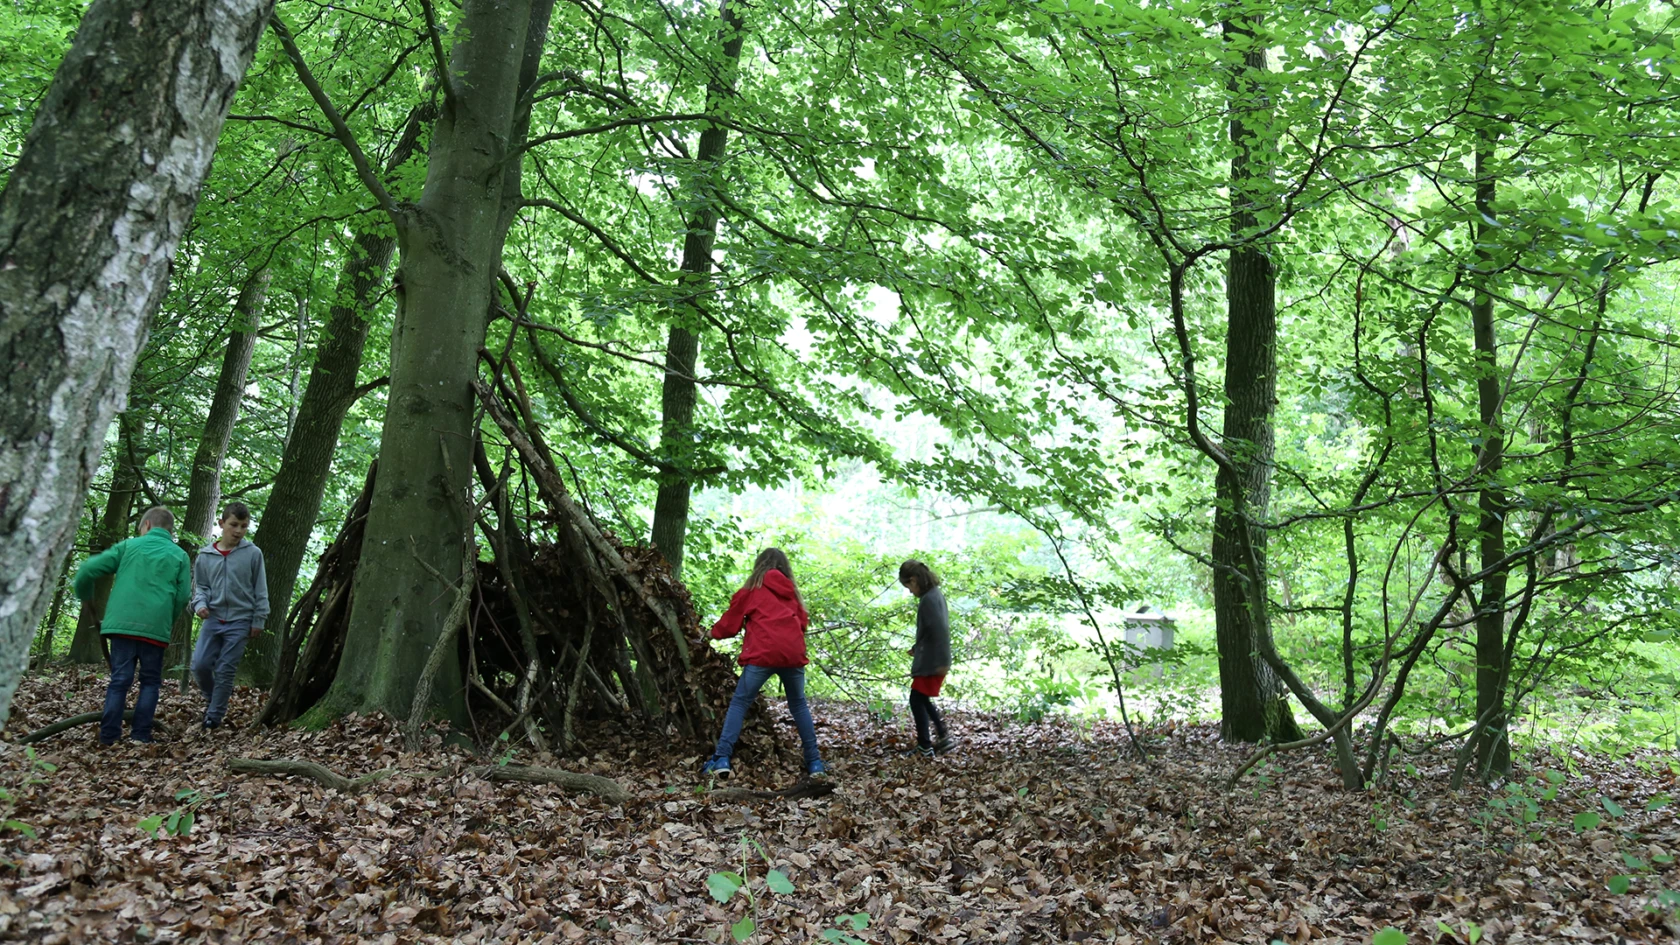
[196,607,209,618]
[250,626,263,638]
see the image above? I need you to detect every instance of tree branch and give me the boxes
[269,16,402,223]
[416,0,459,107]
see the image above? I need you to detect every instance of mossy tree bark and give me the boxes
[0,0,274,728]
[247,102,434,688]
[308,0,552,726]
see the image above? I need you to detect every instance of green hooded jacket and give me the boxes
[72,528,192,644]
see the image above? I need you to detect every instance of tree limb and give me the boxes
[269,16,401,222]
[416,0,459,107]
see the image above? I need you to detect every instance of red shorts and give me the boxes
[911,675,945,698]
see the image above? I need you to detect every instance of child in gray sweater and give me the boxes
[190,502,269,728]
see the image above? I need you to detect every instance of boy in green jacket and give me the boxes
[73,506,192,745]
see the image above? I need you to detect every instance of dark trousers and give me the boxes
[102,636,164,743]
[909,689,947,749]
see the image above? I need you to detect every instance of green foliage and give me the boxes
[12,0,1680,767]
[0,747,56,843]
[1435,919,1483,944]
[705,835,869,944]
[138,789,224,839]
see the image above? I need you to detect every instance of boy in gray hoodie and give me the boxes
[190,501,269,729]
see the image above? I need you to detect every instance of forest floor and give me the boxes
[0,670,1676,944]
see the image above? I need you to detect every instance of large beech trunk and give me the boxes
[1212,20,1302,745]
[313,0,548,726]
[248,102,434,688]
[649,0,748,577]
[0,0,274,728]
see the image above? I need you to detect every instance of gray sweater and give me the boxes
[910,586,952,677]
[191,540,270,628]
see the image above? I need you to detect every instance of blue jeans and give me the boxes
[102,636,164,743]
[710,665,822,768]
[191,617,251,725]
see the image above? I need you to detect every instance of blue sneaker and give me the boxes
[807,760,828,778]
[702,757,732,779]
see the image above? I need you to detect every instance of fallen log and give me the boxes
[228,756,631,805]
[18,710,172,745]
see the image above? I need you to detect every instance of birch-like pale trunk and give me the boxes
[0,0,274,729]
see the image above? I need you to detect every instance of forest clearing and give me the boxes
[6,0,1680,942]
[1,673,1676,945]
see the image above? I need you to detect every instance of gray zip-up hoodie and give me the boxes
[191,539,270,628]
[910,586,952,677]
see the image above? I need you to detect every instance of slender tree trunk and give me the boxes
[0,0,274,729]
[1212,17,1301,744]
[648,0,747,577]
[183,268,268,542]
[67,412,143,663]
[313,0,549,726]
[248,103,433,688]
[1470,140,1511,780]
[30,570,69,667]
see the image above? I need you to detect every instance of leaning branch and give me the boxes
[269,16,402,222]
[416,0,459,107]
[472,378,690,662]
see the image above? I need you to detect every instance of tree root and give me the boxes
[471,764,630,803]
[228,756,631,804]
[17,710,172,745]
[227,758,398,792]
[710,779,837,803]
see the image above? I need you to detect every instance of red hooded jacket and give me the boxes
[710,569,809,667]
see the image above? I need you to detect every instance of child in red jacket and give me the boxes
[702,548,827,779]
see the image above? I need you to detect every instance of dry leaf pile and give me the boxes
[0,671,1675,944]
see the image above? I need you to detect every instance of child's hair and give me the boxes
[220,501,252,522]
[140,506,175,532]
[745,548,801,603]
[898,559,941,590]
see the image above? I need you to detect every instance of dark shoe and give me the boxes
[900,744,934,759]
[202,718,222,731]
[702,757,733,780]
[932,736,960,755]
[807,760,829,777]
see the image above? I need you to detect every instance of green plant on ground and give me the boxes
[138,787,225,838]
[705,835,870,943]
[0,746,56,841]
[1470,770,1564,841]
[1435,918,1483,943]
